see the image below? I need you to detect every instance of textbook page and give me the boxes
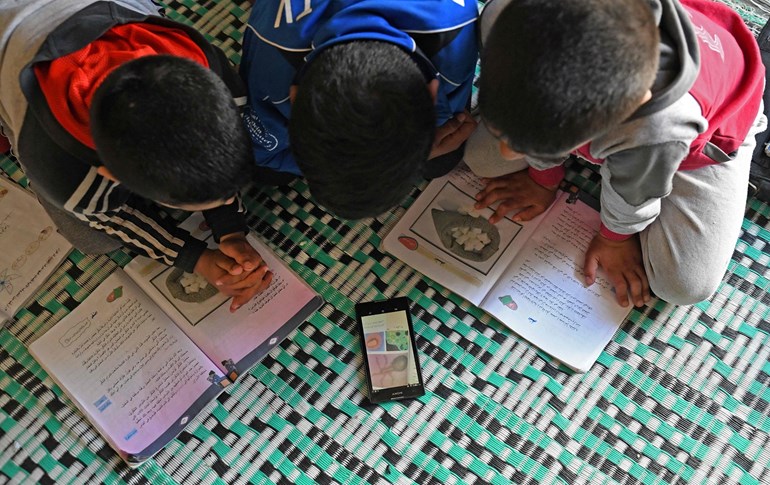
[0,177,70,320]
[124,217,322,377]
[29,271,222,465]
[480,192,630,372]
[382,165,551,306]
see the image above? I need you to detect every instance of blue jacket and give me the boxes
[240,0,479,176]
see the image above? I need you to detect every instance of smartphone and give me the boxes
[355,297,426,403]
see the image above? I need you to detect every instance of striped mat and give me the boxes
[2,1,770,484]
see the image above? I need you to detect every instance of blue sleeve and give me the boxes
[239,22,302,176]
[432,22,478,125]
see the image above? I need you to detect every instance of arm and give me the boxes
[63,171,207,272]
[474,157,566,223]
[583,141,690,307]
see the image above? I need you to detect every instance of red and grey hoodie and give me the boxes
[483,0,764,240]
[0,0,249,272]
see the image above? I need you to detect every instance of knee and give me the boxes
[647,273,720,306]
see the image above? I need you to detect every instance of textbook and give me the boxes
[382,165,630,372]
[29,216,323,466]
[0,176,71,326]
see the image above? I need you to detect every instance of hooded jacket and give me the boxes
[481,0,764,240]
[0,0,249,271]
[240,0,479,176]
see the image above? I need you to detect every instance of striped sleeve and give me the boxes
[63,168,206,272]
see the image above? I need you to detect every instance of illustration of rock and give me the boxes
[432,209,500,262]
[165,269,218,303]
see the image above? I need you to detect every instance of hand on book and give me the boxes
[583,234,651,308]
[474,170,558,224]
[429,110,478,160]
[195,235,274,312]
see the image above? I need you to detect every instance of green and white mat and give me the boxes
[2,1,770,483]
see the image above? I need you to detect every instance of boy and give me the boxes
[0,0,271,312]
[475,0,766,307]
[240,0,479,219]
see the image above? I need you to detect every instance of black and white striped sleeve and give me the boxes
[63,168,207,272]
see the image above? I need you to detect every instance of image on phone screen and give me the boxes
[357,297,425,402]
[361,311,420,390]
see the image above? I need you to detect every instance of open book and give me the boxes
[29,216,323,466]
[383,165,630,372]
[0,176,71,325]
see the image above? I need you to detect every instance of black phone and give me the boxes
[355,297,426,403]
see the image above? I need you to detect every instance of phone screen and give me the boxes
[360,310,421,390]
[356,298,425,402]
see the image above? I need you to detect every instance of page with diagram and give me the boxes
[382,164,552,306]
[478,192,631,372]
[383,165,630,372]
[124,215,323,380]
[0,177,71,322]
[29,270,224,467]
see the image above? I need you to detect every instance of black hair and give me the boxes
[289,41,435,219]
[479,0,659,155]
[91,55,254,205]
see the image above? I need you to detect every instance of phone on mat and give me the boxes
[355,297,426,403]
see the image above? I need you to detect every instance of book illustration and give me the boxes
[408,181,523,276]
[151,266,229,326]
[0,267,21,295]
[498,294,518,311]
[165,269,218,304]
[397,235,482,286]
[222,359,238,381]
[432,209,500,262]
[106,286,123,303]
[207,370,231,387]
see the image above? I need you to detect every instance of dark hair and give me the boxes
[479,0,659,155]
[289,41,435,219]
[91,55,254,205]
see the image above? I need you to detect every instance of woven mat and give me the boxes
[2,1,770,484]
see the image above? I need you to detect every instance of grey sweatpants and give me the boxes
[640,103,768,304]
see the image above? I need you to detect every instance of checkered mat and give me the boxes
[2,1,770,484]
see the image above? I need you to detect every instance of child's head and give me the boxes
[479,0,659,157]
[91,55,253,209]
[289,41,435,219]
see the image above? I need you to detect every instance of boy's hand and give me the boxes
[429,111,477,160]
[583,234,650,308]
[194,246,273,313]
[474,170,558,224]
[219,233,263,273]
[217,233,273,311]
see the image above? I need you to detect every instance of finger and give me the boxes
[636,267,652,304]
[221,241,264,272]
[230,271,273,312]
[213,255,243,278]
[222,266,271,291]
[626,271,645,307]
[488,199,526,224]
[510,205,543,223]
[476,187,519,211]
[583,254,599,287]
[612,276,629,307]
